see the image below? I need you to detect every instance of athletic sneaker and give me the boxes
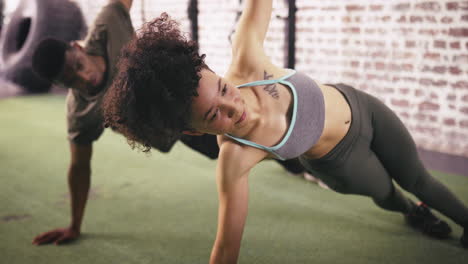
[405,203,452,239]
[461,229,467,248]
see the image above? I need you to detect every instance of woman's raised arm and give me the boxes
[234,0,272,44]
[230,0,273,70]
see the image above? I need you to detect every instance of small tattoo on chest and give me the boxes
[263,71,279,99]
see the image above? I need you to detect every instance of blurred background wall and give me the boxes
[2,0,467,160]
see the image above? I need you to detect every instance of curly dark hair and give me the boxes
[102,13,207,153]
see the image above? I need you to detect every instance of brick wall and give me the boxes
[295,0,468,158]
[75,0,468,158]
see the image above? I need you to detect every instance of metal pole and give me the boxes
[188,0,198,43]
[286,0,296,69]
[140,0,146,25]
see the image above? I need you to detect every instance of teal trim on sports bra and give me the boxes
[225,70,297,160]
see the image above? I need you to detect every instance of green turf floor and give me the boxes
[1,95,467,264]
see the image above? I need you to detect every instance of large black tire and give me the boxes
[0,0,87,93]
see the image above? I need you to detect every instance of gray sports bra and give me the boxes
[225,70,325,160]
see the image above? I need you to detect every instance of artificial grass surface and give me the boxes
[1,95,467,264]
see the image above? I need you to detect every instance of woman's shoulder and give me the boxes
[217,135,268,172]
[225,62,288,85]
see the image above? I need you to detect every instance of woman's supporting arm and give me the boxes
[210,169,249,264]
[210,141,267,264]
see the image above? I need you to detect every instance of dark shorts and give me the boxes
[66,89,105,145]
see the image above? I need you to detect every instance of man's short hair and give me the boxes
[32,38,70,82]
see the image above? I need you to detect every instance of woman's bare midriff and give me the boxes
[302,84,352,160]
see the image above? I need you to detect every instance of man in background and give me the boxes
[32,0,135,245]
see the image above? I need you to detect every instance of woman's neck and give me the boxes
[227,88,262,139]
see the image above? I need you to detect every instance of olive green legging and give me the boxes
[299,83,468,228]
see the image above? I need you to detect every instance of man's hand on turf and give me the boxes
[32,227,80,245]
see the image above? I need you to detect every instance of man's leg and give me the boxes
[275,158,305,174]
[179,134,219,159]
